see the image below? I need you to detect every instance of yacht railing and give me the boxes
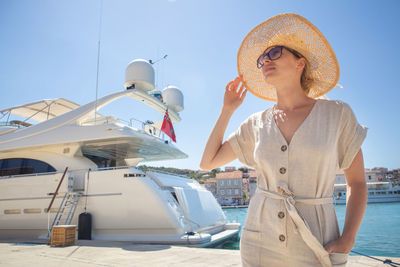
[0,171,58,180]
[147,169,191,179]
[79,116,171,142]
[0,120,31,128]
[0,166,191,180]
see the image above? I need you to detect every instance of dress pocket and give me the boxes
[329,252,348,266]
[240,227,261,245]
[240,228,261,267]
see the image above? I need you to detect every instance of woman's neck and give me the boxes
[275,84,314,111]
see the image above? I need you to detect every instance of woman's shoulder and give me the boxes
[238,108,271,129]
[317,99,352,113]
[246,108,272,122]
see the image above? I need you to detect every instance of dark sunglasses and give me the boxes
[257,46,301,69]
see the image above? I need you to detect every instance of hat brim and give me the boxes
[237,13,340,101]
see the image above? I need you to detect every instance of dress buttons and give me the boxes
[279,167,286,174]
[278,211,285,219]
[279,234,286,242]
[281,145,287,152]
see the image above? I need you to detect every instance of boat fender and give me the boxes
[185,232,196,236]
[78,212,92,240]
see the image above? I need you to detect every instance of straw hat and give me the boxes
[237,13,340,101]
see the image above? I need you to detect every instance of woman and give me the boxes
[200,14,367,267]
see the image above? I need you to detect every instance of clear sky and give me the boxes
[1,0,399,171]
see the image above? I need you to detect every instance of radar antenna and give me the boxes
[149,54,168,65]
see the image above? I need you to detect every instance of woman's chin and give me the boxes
[263,76,277,86]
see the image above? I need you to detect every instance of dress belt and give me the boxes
[256,182,333,267]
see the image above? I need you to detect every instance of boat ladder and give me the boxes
[49,192,82,235]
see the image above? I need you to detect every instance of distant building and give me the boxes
[386,168,400,186]
[335,169,346,184]
[248,171,257,200]
[335,168,386,185]
[204,178,217,197]
[216,170,243,205]
[365,169,385,182]
[242,178,249,204]
[224,166,236,172]
[372,167,388,173]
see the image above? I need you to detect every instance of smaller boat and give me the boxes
[334,181,400,204]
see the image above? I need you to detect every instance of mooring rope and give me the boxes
[351,250,400,266]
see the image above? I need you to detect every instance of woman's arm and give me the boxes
[199,76,247,171]
[325,149,367,253]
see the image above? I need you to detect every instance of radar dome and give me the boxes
[162,86,184,112]
[124,59,155,91]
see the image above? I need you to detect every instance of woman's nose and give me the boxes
[262,55,271,64]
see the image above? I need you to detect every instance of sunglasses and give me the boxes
[257,46,301,69]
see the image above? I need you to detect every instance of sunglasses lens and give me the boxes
[269,47,282,60]
[257,46,283,68]
[257,54,265,69]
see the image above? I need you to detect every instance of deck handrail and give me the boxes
[46,167,68,212]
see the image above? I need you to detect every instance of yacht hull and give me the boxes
[0,168,239,246]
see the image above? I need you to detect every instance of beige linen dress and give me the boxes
[227,99,368,267]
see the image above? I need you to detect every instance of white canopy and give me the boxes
[0,98,80,122]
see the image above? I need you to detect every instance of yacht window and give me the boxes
[0,158,56,177]
[83,154,116,168]
[23,208,41,214]
[4,209,21,214]
[171,192,179,203]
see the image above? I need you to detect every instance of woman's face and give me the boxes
[259,46,304,87]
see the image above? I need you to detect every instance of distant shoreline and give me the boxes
[221,205,248,209]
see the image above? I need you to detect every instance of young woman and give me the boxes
[200,13,367,267]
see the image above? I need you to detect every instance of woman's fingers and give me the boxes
[228,77,244,92]
[239,89,247,104]
[238,81,245,94]
[225,81,234,91]
[233,77,241,90]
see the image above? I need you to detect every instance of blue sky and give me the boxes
[1,0,399,171]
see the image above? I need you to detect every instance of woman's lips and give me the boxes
[263,66,275,73]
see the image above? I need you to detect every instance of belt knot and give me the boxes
[277,182,295,205]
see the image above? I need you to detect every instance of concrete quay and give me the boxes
[0,240,398,267]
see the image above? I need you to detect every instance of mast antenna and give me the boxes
[94,0,104,123]
[149,54,168,65]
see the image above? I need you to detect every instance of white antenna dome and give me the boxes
[124,59,155,91]
[162,86,184,112]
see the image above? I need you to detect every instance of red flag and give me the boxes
[161,110,176,142]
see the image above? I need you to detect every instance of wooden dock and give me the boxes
[0,240,398,266]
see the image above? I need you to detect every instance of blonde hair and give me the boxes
[300,60,313,95]
[286,47,313,95]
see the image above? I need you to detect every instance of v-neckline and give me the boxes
[271,99,319,146]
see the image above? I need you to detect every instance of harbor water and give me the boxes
[221,202,400,257]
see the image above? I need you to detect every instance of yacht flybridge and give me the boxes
[0,59,239,246]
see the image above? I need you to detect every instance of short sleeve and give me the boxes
[226,116,256,168]
[337,103,368,170]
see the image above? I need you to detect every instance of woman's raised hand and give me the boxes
[223,76,247,112]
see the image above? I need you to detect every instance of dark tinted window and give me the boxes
[0,158,56,176]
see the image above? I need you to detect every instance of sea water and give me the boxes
[222,202,400,257]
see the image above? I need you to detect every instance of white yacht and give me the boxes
[334,181,400,204]
[0,59,239,246]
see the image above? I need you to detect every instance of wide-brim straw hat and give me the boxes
[237,13,340,101]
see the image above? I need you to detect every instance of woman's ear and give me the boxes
[297,58,306,71]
